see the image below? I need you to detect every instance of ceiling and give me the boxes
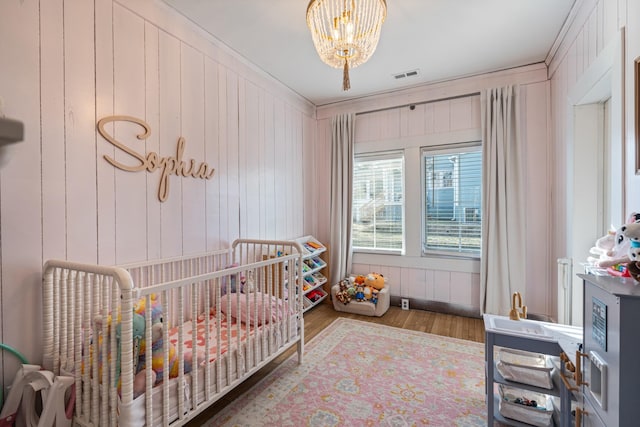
[162,0,576,107]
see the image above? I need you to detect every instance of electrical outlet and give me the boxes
[401,298,409,310]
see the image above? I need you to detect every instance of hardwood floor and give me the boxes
[186,303,486,425]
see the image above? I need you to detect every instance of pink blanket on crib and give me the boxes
[167,312,253,363]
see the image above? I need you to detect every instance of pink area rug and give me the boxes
[204,318,486,426]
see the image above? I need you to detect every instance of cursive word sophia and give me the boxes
[97,115,215,202]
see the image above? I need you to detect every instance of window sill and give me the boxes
[352,252,480,273]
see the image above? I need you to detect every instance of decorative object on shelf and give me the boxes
[306,0,387,91]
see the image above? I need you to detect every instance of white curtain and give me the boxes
[329,113,355,286]
[480,86,525,315]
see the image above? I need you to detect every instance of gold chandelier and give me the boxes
[306,0,387,91]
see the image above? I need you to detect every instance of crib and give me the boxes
[42,239,304,427]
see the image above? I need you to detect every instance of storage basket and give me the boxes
[498,384,554,427]
[496,348,555,389]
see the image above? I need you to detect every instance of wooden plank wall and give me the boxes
[0,0,314,386]
[315,82,551,317]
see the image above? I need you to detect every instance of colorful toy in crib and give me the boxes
[135,294,178,385]
[90,307,146,394]
[221,264,255,294]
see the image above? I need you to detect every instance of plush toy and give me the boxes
[588,213,640,268]
[364,272,385,290]
[221,265,255,294]
[355,284,365,302]
[91,309,145,395]
[370,289,379,304]
[135,294,179,385]
[346,285,357,298]
[619,221,640,261]
[335,279,351,305]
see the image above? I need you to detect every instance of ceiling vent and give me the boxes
[393,69,420,80]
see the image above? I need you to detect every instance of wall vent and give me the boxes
[392,69,420,80]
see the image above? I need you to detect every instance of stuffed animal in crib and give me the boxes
[91,309,146,393]
[134,294,204,386]
[135,294,179,384]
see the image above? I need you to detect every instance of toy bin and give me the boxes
[498,384,554,427]
[496,348,555,389]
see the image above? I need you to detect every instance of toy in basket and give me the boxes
[498,384,555,427]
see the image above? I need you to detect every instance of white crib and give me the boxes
[42,239,304,426]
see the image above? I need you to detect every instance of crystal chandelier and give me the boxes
[306,0,387,91]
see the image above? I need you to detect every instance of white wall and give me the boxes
[0,0,314,387]
[315,68,553,317]
[547,0,632,324]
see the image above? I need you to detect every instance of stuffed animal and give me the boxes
[370,288,379,304]
[335,279,351,305]
[619,221,640,261]
[221,265,255,294]
[364,272,385,290]
[588,213,640,268]
[355,284,365,302]
[135,294,179,385]
[91,308,145,394]
[354,275,366,286]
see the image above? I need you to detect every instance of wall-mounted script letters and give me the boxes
[97,115,215,202]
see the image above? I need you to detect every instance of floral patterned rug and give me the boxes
[204,317,487,426]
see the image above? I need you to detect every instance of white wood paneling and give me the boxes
[1,0,314,392]
[0,0,43,386]
[225,69,240,244]
[204,57,221,250]
[181,43,207,254]
[145,22,161,260]
[159,31,183,258]
[41,0,66,262]
[262,92,277,240]
[523,82,552,316]
[96,0,116,265]
[433,271,452,302]
[239,80,261,239]
[113,4,147,263]
[65,0,98,263]
[328,96,486,310]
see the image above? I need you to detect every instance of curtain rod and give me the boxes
[355,91,481,117]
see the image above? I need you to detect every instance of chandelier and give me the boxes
[306,0,387,91]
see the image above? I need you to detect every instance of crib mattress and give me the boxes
[168,311,248,364]
[124,311,300,427]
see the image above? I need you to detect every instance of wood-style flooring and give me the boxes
[186,303,486,425]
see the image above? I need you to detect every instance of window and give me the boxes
[422,143,482,256]
[352,152,404,252]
